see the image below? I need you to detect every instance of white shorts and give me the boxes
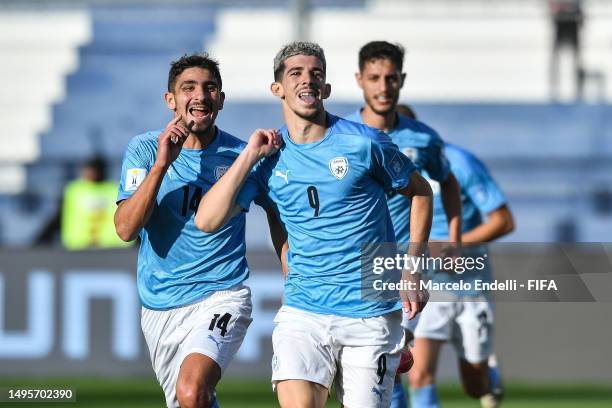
[272,306,404,408]
[401,312,420,340]
[141,285,252,408]
[413,298,493,364]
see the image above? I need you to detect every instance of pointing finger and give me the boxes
[169,114,183,128]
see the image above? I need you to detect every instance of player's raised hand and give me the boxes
[155,115,192,169]
[246,129,282,159]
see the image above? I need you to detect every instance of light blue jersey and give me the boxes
[428,144,506,240]
[237,113,416,318]
[117,128,251,310]
[426,144,507,296]
[345,110,450,243]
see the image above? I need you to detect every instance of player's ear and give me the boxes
[322,83,331,100]
[355,71,364,89]
[400,73,406,88]
[271,82,284,99]
[218,91,225,111]
[164,92,176,110]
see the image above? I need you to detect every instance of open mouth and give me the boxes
[298,90,318,105]
[375,95,392,104]
[188,105,211,119]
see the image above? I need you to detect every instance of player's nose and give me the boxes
[301,71,318,85]
[379,79,389,93]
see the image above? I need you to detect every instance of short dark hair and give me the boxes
[167,53,222,92]
[358,41,404,72]
[273,41,326,81]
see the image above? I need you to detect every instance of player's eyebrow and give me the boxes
[179,80,198,87]
[286,66,303,75]
[179,79,219,88]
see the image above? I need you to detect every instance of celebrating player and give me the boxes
[397,105,514,408]
[195,41,433,408]
[114,53,284,408]
[347,41,462,407]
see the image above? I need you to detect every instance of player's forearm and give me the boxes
[462,205,514,243]
[114,164,167,241]
[440,172,462,243]
[405,172,433,253]
[409,194,433,251]
[195,149,260,233]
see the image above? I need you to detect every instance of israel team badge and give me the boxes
[214,165,229,180]
[329,156,349,180]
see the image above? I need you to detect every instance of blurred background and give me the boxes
[0,0,611,407]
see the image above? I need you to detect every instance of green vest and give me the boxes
[61,179,130,250]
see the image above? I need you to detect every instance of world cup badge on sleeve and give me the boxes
[126,168,147,191]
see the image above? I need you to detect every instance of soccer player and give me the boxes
[195,41,433,408]
[397,105,514,408]
[114,53,284,408]
[346,41,463,408]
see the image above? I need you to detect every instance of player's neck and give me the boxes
[284,108,328,144]
[183,126,217,150]
[361,106,397,133]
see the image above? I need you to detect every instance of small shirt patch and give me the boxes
[403,147,418,163]
[329,156,349,180]
[389,154,405,178]
[126,168,146,191]
[214,165,229,181]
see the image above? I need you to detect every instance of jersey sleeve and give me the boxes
[369,131,416,193]
[423,132,451,182]
[117,136,155,203]
[236,159,270,212]
[458,153,507,214]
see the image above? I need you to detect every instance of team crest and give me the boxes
[329,156,349,180]
[389,154,405,177]
[214,165,229,180]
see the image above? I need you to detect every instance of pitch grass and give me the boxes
[0,377,610,407]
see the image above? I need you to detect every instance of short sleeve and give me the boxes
[117,136,154,203]
[236,160,268,212]
[459,154,507,214]
[370,131,416,193]
[423,135,451,182]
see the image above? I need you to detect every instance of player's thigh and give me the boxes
[453,300,493,364]
[271,306,336,389]
[141,307,183,407]
[184,286,253,372]
[141,286,252,407]
[335,311,404,408]
[276,379,328,408]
